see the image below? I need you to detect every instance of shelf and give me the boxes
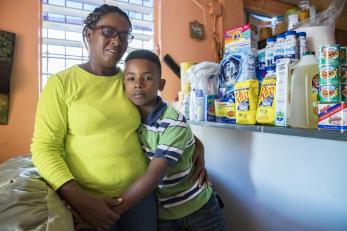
[188,121,347,142]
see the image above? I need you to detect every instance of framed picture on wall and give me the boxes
[0,30,16,125]
[190,20,204,40]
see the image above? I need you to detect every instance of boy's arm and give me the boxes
[112,157,169,214]
[191,136,211,187]
[112,111,191,214]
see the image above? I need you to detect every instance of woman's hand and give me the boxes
[191,136,211,187]
[58,180,122,230]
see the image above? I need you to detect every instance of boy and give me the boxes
[115,49,226,230]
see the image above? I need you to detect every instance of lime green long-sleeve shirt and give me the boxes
[31,65,148,197]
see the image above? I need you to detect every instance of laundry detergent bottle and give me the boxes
[289,52,319,128]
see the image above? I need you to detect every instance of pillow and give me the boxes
[0,155,74,231]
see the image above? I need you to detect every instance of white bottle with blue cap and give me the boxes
[274,34,285,61]
[284,31,298,60]
[298,32,308,59]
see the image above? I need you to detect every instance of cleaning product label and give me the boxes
[214,99,236,124]
[224,24,257,53]
[318,102,347,131]
[256,49,266,82]
[256,77,276,125]
[205,95,218,121]
[275,59,291,127]
[235,79,259,124]
[312,74,319,119]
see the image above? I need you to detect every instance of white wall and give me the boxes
[191,125,347,231]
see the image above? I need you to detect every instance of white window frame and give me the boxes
[41,0,154,89]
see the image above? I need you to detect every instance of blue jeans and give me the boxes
[158,194,226,231]
[79,192,157,231]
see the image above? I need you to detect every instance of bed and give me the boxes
[0,155,74,231]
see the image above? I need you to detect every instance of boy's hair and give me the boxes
[125,49,162,75]
[82,4,132,49]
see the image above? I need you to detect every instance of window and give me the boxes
[41,0,154,88]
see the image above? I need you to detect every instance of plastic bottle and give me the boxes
[274,34,285,61]
[258,21,272,41]
[265,37,275,66]
[273,16,286,36]
[180,62,196,93]
[298,0,310,21]
[284,31,298,60]
[289,52,319,128]
[286,9,299,30]
[182,93,190,119]
[298,32,308,59]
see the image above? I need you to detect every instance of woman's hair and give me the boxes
[82,4,132,49]
[125,49,162,75]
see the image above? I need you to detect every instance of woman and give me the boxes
[31,4,207,231]
[31,5,155,230]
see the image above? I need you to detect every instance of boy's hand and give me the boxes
[191,159,211,187]
[58,180,121,230]
[191,136,211,187]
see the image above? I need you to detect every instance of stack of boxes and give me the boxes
[318,45,347,132]
[215,24,257,124]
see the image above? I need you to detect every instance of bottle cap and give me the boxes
[285,31,297,36]
[303,51,315,56]
[277,33,285,39]
[266,37,275,43]
[266,65,276,71]
[286,8,299,16]
[297,32,306,37]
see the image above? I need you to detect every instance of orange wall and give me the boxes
[0,0,40,162]
[156,0,214,101]
[156,0,244,101]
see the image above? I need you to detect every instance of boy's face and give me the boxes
[124,58,165,108]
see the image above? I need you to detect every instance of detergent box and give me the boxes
[224,24,257,54]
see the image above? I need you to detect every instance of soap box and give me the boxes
[205,95,218,121]
[275,59,292,127]
[224,24,257,54]
[214,98,236,124]
[318,102,347,132]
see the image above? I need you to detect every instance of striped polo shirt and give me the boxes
[138,97,212,220]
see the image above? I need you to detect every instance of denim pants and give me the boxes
[158,194,226,231]
[79,192,157,231]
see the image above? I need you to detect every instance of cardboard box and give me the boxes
[224,24,257,54]
[318,102,347,132]
[275,59,292,127]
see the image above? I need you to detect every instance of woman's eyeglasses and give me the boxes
[93,26,134,43]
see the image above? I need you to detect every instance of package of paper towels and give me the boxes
[296,26,335,56]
